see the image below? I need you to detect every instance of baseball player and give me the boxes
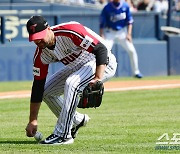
[25,15,117,145]
[100,0,143,78]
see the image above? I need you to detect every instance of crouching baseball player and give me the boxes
[25,15,117,145]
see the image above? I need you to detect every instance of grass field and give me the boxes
[0,77,180,153]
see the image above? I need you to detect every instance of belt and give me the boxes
[107,28,119,31]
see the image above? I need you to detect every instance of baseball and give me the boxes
[34,131,43,142]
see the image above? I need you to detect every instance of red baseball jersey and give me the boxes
[33,21,100,80]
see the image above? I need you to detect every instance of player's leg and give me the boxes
[116,29,140,76]
[43,67,85,131]
[70,53,117,139]
[119,39,140,75]
[43,67,71,117]
[104,29,115,49]
[53,53,117,138]
[53,59,97,139]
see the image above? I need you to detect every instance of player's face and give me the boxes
[34,39,47,49]
[33,29,53,49]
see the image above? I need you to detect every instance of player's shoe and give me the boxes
[71,114,90,139]
[40,134,74,145]
[134,73,143,79]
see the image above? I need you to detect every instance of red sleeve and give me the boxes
[33,48,49,80]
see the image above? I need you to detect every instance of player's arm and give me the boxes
[91,42,108,82]
[126,5,134,42]
[127,24,133,42]
[94,64,106,81]
[26,48,48,137]
[26,78,46,137]
[26,101,41,137]
[99,28,104,38]
[99,7,107,38]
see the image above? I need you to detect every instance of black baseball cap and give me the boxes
[26,15,49,41]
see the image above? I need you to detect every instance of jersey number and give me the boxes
[60,51,82,65]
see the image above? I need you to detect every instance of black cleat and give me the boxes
[71,114,90,139]
[40,134,74,145]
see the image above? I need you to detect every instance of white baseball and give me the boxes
[34,131,43,141]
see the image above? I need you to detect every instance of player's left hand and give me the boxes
[78,80,104,108]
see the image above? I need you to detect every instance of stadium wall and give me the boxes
[0,3,179,81]
[0,40,168,81]
[167,35,180,75]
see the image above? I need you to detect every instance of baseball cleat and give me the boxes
[134,73,143,79]
[71,114,90,139]
[40,134,74,145]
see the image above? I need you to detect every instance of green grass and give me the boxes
[0,81,32,92]
[0,78,180,153]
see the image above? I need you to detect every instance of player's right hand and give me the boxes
[25,120,37,137]
[126,34,132,42]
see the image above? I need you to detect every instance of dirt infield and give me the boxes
[0,79,180,99]
[104,79,180,91]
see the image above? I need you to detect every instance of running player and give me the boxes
[100,0,143,78]
[25,15,117,145]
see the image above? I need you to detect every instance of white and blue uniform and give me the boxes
[100,0,141,76]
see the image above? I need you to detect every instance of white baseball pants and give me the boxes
[104,27,140,75]
[43,54,117,138]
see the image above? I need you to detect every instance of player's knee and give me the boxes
[126,48,136,55]
[65,77,79,90]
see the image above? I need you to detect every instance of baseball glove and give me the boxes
[78,81,104,108]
